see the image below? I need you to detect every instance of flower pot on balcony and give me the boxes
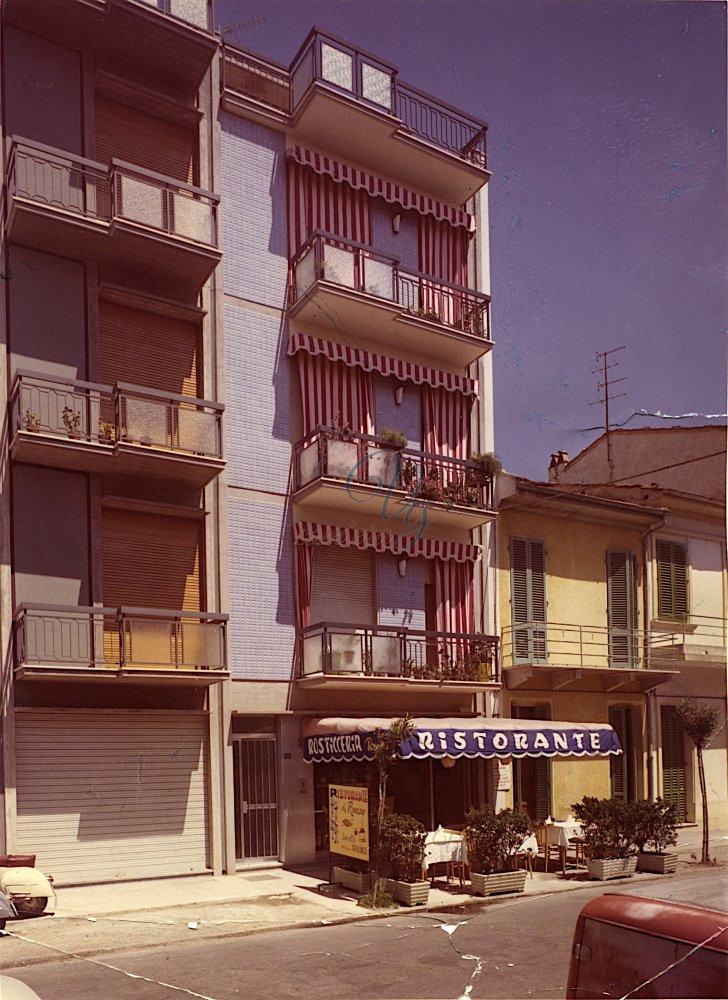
[470,869,527,897]
[585,856,637,881]
[386,878,430,907]
[637,851,678,874]
[326,439,359,480]
[367,449,398,488]
[333,866,371,893]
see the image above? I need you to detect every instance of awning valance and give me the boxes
[294,521,480,563]
[303,717,622,763]
[287,145,475,233]
[288,333,477,397]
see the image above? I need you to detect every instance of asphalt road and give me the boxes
[2,870,725,1000]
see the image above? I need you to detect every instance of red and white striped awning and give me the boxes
[287,145,475,234]
[288,332,477,397]
[294,521,480,563]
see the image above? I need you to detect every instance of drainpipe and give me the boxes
[643,523,659,802]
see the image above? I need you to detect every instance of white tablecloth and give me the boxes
[423,827,467,869]
[545,821,583,849]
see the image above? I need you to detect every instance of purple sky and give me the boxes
[217,0,727,480]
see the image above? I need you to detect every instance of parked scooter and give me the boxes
[0,856,55,932]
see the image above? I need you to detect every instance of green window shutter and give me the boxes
[607,550,637,666]
[661,705,687,823]
[609,706,627,799]
[656,540,688,621]
[510,537,547,664]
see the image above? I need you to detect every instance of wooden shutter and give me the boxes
[609,706,627,800]
[309,545,375,625]
[656,539,688,621]
[102,508,202,611]
[510,537,547,663]
[95,95,196,183]
[661,705,687,822]
[608,550,638,666]
[99,300,200,397]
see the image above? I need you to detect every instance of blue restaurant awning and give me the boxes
[302,716,622,764]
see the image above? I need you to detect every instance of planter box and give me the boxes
[637,852,678,874]
[470,869,528,897]
[586,856,638,881]
[367,449,399,488]
[333,866,371,893]
[326,439,360,480]
[386,878,430,907]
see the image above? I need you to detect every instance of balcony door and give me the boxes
[607,550,638,667]
[510,537,547,664]
[661,705,688,823]
[95,93,196,183]
[609,705,638,801]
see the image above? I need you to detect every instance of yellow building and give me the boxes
[496,476,679,820]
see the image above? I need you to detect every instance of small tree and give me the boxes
[369,716,415,906]
[676,699,720,864]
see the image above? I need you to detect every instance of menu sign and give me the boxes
[328,784,369,861]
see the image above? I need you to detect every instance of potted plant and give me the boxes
[368,428,406,488]
[417,467,444,502]
[325,416,359,480]
[572,797,638,881]
[333,860,371,894]
[62,406,83,439]
[23,410,41,432]
[470,452,502,481]
[381,813,429,906]
[633,799,678,874]
[465,805,531,896]
[98,421,115,444]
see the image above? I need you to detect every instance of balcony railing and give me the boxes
[651,615,726,659]
[15,605,227,673]
[290,232,491,338]
[294,426,495,512]
[501,622,689,671]
[7,139,219,247]
[223,30,488,168]
[299,622,499,683]
[10,371,223,459]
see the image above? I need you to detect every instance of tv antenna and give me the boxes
[589,346,627,468]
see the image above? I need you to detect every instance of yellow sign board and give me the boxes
[328,783,369,861]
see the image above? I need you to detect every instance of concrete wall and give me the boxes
[377,553,426,629]
[370,202,418,271]
[4,27,83,153]
[373,373,421,448]
[8,247,87,378]
[12,466,89,606]
[277,715,315,863]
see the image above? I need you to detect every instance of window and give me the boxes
[510,537,547,664]
[656,540,688,621]
[607,550,638,667]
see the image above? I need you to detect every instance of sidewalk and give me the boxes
[2,825,726,968]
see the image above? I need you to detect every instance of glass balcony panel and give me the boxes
[320,43,353,92]
[169,0,209,29]
[302,633,324,675]
[124,396,170,447]
[294,244,316,299]
[291,44,315,108]
[180,620,224,668]
[177,406,218,456]
[362,257,394,300]
[361,62,391,110]
[127,618,174,667]
[117,174,165,229]
[173,191,212,244]
[25,612,92,664]
[370,634,401,675]
[298,438,320,486]
[329,632,364,673]
[322,242,355,287]
[325,439,359,479]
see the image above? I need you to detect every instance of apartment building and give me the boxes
[0,0,229,882]
[219,29,506,866]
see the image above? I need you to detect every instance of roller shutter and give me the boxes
[95,95,196,183]
[15,711,209,884]
[102,508,202,611]
[309,545,375,625]
[99,300,200,397]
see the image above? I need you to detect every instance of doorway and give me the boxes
[512,704,552,821]
[661,705,688,823]
[609,705,638,801]
[233,735,279,861]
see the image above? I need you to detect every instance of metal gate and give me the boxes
[233,735,279,861]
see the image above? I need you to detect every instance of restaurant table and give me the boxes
[541,819,584,872]
[423,827,468,881]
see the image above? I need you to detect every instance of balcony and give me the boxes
[293,427,496,531]
[650,615,726,666]
[10,371,224,489]
[298,622,499,692]
[290,233,491,368]
[6,139,221,290]
[222,30,490,205]
[15,605,228,683]
[500,623,680,693]
[3,0,215,94]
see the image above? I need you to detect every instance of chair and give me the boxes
[567,836,586,869]
[535,824,561,873]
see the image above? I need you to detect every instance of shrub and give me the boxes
[572,797,638,860]
[378,428,407,450]
[470,452,503,478]
[632,799,678,855]
[381,813,426,883]
[465,805,532,874]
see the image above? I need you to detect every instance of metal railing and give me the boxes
[15,604,227,672]
[299,622,499,682]
[500,622,691,671]
[7,138,219,247]
[290,231,491,338]
[651,615,727,656]
[10,371,223,459]
[223,30,488,168]
[294,426,496,512]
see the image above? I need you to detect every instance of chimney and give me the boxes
[548,450,571,482]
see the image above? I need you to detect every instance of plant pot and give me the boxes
[367,450,399,488]
[585,856,638,881]
[386,878,430,907]
[326,439,359,480]
[470,869,528,897]
[333,866,371,893]
[637,851,678,874]
[67,430,83,440]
